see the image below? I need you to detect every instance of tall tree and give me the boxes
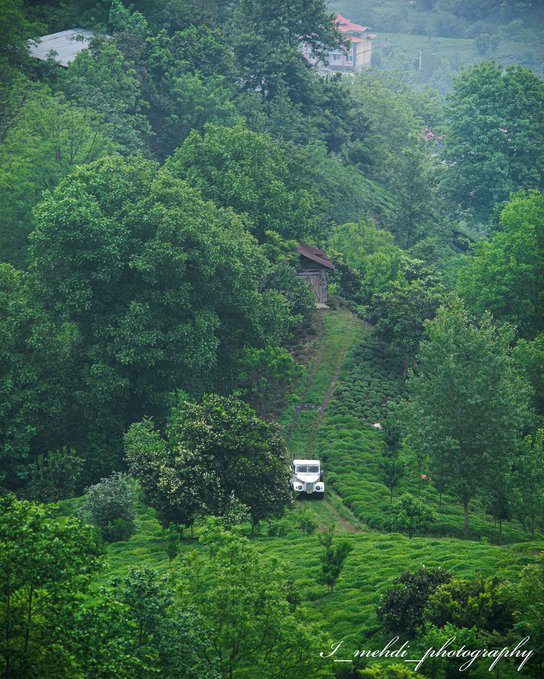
[457,190,544,339]
[367,276,445,378]
[174,520,331,678]
[125,394,292,528]
[30,156,293,481]
[230,0,342,100]
[0,82,115,267]
[0,495,102,678]
[402,300,531,538]
[511,429,544,537]
[443,62,544,222]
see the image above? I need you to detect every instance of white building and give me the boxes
[303,14,375,74]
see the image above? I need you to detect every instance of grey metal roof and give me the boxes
[29,29,95,67]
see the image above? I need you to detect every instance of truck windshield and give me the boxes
[296,465,319,473]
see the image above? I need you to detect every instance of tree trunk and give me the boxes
[402,355,409,381]
[463,499,470,539]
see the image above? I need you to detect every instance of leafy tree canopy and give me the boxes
[29,155,293,481]
[0,494,102,678]
[125,394,292,528]
[457,190,544,339]
[443,62,544,222]
[401,300,532,537]
[174,520,332,678]
[166,123,324,242]
[0,80,116,267]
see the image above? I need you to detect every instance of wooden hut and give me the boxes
[296,244,334,308]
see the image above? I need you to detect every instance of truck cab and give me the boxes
[291,459,324,497]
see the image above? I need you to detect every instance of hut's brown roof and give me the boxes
[297,243,335,270]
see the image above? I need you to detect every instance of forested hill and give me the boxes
[1,1,544,678]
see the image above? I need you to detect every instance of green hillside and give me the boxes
[94,307,544,646]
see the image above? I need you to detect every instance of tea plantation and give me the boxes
[95,307,543,648]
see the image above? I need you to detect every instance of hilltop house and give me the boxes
[297,244,334,308]
[303,14,375,73]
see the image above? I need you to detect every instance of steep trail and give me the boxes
[285,308,368,533]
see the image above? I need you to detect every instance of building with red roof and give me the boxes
[302,14,375,73]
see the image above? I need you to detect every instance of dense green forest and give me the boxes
[1,0,543,677]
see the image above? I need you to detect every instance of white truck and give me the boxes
[290,459,325,497]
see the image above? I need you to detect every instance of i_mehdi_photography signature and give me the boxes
[320,636,534,672]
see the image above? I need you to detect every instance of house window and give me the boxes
[346,51,353,63]
[331,52,341,62]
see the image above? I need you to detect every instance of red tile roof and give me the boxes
[297,243,335,270]
[336,14,368,34]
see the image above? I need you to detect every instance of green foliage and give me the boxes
[235,346,304,418]
[0,81,115,266]
[511,429,544,536]
[443,63,544,221]
[332,333,405,424]
[401,300,532,537]
[230,0,342,103]
[29,155,293,481]
[164,523,181,564]
[416,623,479,678]
[318,527,354,592]
[125,394,292,528]
[26,447,83,503]
[75,566,217,678]
[367,276,446,377]
[166,124,324,242]
[160,71,240,152]
[376,565,452,637]
[59,37,151,154]
[379,451,405,505]
[457,190,544,339]
[0,0,40,69]
[386,493,437,538]
[347,72,443,247]
[0,494,102,678]
[423,576,514,634]
[357,665,425,679]
[82,472,137,543]
[513,555,544,675]
[175,520,332,677]
[514,333,544,415]
[296,506,319,535]
[0,263,75,489]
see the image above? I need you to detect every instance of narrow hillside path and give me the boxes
[286,308,369,533]
[305,342,351,458]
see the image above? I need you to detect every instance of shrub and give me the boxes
[82,472,136,542]
[424,576,515,634]
[296,507,318,535]
[318,527,353,592]
[26,447,83,503]
[386,494,437,538]
[377,566,452,637]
